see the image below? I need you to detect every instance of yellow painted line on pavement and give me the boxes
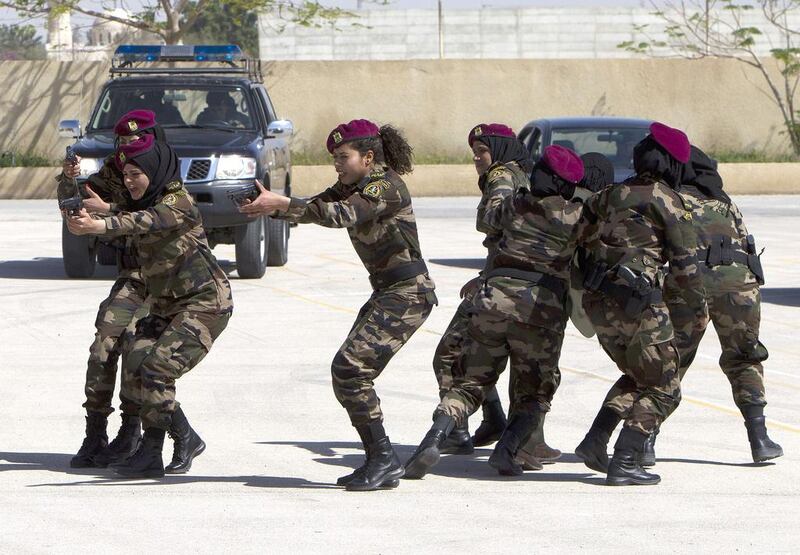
[247,278,800,433]
[562,365,800,434]
[244,281,442,335]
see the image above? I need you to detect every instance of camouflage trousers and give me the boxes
[331,286,436,427]
[584,292,682,436]
[437,286,565,425]
[668,284,768,409]
[432,296,507,401]
[84,276,148,416]
[124,310,230,430]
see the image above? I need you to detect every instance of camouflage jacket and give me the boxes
[100,182,233,317]
[57,155,142,279]
[476,161,528,265]
[666,185,759,294]
[474,185,584,330]
[576,176,706,313]
[280,168,435,293]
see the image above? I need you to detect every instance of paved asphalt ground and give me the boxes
[1,197,798,553]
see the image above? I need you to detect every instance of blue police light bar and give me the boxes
[113,44,244,63]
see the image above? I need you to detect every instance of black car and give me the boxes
[517,116,653,183]
[58,45,293,279]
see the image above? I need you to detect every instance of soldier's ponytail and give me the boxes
[378,125,413,175]
[350,124,414,175]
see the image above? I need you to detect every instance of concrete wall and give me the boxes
[0,58,794,162]
[258,7,800,61]
[4,163,798,200]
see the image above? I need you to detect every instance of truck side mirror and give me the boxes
[266,119,293,138]
[58,119,82,139]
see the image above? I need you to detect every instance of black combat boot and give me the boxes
[403,414,456,479]
[606,427,661,486]
[488,413,537,476]
[640,429,659,468]
[440,423,474,455]
[575,406,621,473]
[471,387,507,447]
[742,406,783,462]
[70,412,108,468]
[93,414,142,467]
[336,426,400,489]
[114,427,165,479]
[519,411,561,464]
[346,422,405,491]
[164,407,206,474]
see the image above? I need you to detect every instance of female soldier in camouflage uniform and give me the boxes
[62,110,162,469]
[573,122,708,486]
[642,146,782,465]
[432,123,528,456]
[241,119,436,492]
[67,135,233,479]
[404,145,585,478]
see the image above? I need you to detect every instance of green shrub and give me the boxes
[0,150,57,167]
[708,150,799,163]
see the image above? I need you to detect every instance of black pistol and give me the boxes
[59,195,84,217]
[60,146,84,216]
[228,183,259,208]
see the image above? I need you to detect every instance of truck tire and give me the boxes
[97,243,117,266]
[62,220,97,278]
[266,216,289,267]
[235,215,268,279]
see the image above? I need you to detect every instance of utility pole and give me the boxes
[438,0,444,59]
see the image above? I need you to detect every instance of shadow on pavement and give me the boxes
[0,452,106,476]
[654,457,773,467]
[760,288,800,308]
[429,258,484,270]
[29,474,337,489]
[0,258,116,280]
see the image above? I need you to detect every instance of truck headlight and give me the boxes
[215,156,257,180]
[78,158,102,178]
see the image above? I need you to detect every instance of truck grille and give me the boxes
[187,159,211,181]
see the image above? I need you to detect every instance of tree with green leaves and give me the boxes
[181,2,260,57]
[0,1,375,47]
[620,0,800,155]
[0,23,46,60]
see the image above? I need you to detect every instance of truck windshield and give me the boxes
[89,86,256,131]
[550,127,650,170]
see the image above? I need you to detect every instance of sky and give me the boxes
[1,0,651,41]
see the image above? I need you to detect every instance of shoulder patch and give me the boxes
[162,193,178,206]
[488,167,507,181]
[363,182,383,199]
[165,180,183,193]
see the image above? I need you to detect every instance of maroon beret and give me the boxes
[468,123,516,146]
[542,144,584,184]
[114,109,157,137]
[649,122,691,163]
[326,119,380,153]
[115,134,155,170]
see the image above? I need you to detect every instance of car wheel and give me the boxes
[61,220,97,278]
[266,216,288,267]
[235,215,268,279]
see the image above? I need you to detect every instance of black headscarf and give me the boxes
[579,152,615,193]
[633,135,684,190]
[478,135,534,174]
[683,145,730,203]
[125,141,182,211]
[529,159,576,200]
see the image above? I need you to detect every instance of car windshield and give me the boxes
[89,86,256,131]
[550,127,650,170]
